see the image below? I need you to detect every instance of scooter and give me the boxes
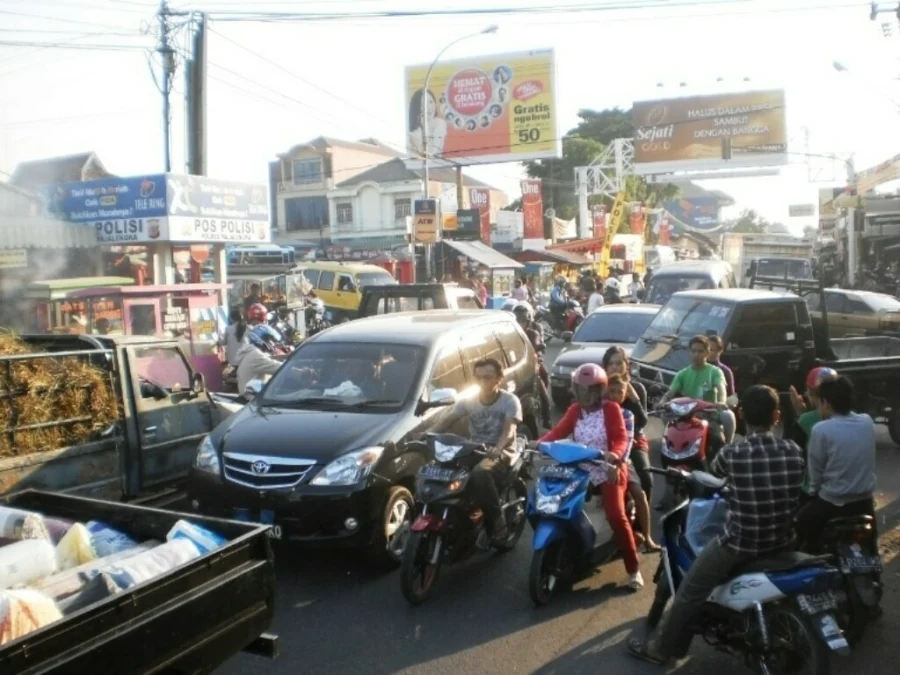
[535,300,584,341]
[400,433,531,606]
[646,466,850,674]
[526,440,635,606]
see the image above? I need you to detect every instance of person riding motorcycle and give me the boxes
[305,298,330,337]
[512,301,552,428]
[539,363,642,590]
[549,275,569,330]
[246,302,268,327]
[235,323,284,397]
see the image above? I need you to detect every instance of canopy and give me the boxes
[442,239,523,269]
[0,215,99,249]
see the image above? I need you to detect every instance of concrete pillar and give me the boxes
[212,243,228,308]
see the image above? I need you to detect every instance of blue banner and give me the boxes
[45,175,168,223]
[165,175,269,222]
[661,197,722,233]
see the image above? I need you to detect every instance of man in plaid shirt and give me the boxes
[629,385,804,666]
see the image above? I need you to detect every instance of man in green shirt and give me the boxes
[661,335,735,443]
[788,366,839,498]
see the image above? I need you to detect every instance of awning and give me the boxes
[515,248,593,266]
[0,215,99,249]
[442,239,523,269]
[548,237,606,254]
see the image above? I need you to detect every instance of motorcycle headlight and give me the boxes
[194,436,220,475]
[447,470,470,493]
[554,364,574,376]
[434,441,464,463]
[311,446,384,486]
[664,437,703,460]
[536,493,561,514]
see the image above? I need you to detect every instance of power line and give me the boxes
[0,40,149,50]
[0,9,125,29]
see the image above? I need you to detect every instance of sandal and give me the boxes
[642,540,662,553]
[627,637,667,666]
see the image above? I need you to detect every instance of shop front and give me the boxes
[513,248,594,284]
[435,239,523,306]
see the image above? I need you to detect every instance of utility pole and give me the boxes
[868,2,900,22]
[185,13,207,176]
[156,1,176,172]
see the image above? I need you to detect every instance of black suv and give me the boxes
[187,310,541,568]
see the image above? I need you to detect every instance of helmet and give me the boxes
[513,301,534,323]
[555,275,568,287]
[571,363,607,407]
[305,298,325,322]
[247,303,268,324]
[501,299,519,313]
[806,366,838,392]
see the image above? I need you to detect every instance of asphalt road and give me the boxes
[219,344,900,675]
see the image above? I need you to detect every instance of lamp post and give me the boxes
[420,25,498,279]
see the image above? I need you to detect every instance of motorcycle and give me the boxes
[535,300,584,341]
[266,310,298,346]
[526,440,636,606]
[400,433,531,605]
[646,466,850,674]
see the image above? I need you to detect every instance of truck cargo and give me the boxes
[720,232,814,287]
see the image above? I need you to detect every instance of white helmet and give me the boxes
[501,298,519,313]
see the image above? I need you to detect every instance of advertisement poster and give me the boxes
[521,178,544,240]
[455,208,481,240]
[404,49,560,167]
[166,175,270,243]
[629,203,645,236]
[494,211,523,245]
[413,199,440,243]
[469,187,492,243]
[661,197,722,233]
[856,153,900,194]
[632,89,786,173]
[591,204,607,241]
[656,215,672,245]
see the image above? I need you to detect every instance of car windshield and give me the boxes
[259,341,425,408]
[573,311,656,344]
[357,272,397,287]
[862,293,900,311]
[642,296,733,343]
[756,259,813,279]
[646,276,715,305]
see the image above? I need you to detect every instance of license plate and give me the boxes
[266,524,283,540]
[233,508,281,538]
[840,552,882,574]
[539,464,575,479]
[421,465,454,481]
[797,591,838,614]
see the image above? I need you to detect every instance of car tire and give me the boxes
[367,485,415,571]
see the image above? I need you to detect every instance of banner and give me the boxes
[521,179,544,240]
[629,203,645,236]
[404,49,560,167]
[469,187,492,243]
[661,197,721,232]
[632,89,787,173]
[856,153,900,194]
[413,199,439,243]
[591,204,607,241]
[455,209,481,240]
[608,191,626,239]
[656,215,672,245]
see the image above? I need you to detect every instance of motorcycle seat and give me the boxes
[732,551,833,575]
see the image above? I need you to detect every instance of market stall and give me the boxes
[513,248,594,284]
[435,239,523,306]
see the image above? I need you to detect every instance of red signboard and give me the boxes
[591,204,607,241]
[520,179,544,240]
[469,187,492,244]
[629,203,645,235]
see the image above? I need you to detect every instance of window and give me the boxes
[494,321,528,365]
[301,269,320,288]
[429,344,466,393]
[859,293,900,311]
[337,274,355,292]
[89,297,124,335]
[421,296,435,310]
[131,305,159,336]
[460,328,506,382]
[847,298,871,315]
[133,346,191,395]
[284,196,329,231]
[825,293,847,314]
[318,271,335,291]
[456,295,481,310]
[804,292,822,312]
[292,158,323,185]
[356,271,396,287]
[573,311,656,344]
[336,203,353,225]
[362,295,384,315]
[394,198,412,220]
[729,304,799,350]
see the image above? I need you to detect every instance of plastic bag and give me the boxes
[685,496,728,555]
[0,539,58,589]
[86,521,139,557]
[93,538,202,591]
[0,588,62,645]
[166,520,226,555]
[0,506,51,542]
[55,524,98,571]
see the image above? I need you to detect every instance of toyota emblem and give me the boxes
[251,460,271,475]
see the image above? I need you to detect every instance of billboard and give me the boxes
[520,179,544,239]
[632,89,787,174]
[413,199,440,243]
[46,174,270,244]
[469,187,491,243]
[856,153,900,194]
[455,209,481,240]
[661,197,722,233]
[404,49,560,167]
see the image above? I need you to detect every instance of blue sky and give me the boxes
[2,0,900,232]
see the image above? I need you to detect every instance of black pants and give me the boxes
[795,496,877,554]
[471,456,506,523]
[537,365,551,426]
[630,447,653,502]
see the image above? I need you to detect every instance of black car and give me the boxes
[187,310,542,568]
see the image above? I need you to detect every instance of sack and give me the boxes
[0,506,51,542]
[86,521,139,557]
[685,496,728,554]
[166,520,226,555]
[95,538,202,591]
[55,524,98,571]
[0,588,62,645]
[0,539,58,589]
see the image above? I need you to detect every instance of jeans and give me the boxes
[471,456,507,524]
[602,467,640,574]
[795,496,877,554]
[655,537,753,658]
[720,409,736,444]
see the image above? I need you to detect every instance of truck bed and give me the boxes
[0,491,276,675]
[825,336,900,371]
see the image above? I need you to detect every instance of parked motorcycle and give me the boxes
[646,466,850,674]
[535,300,584,342]
[526,440,636,606]
[400,433,531,605]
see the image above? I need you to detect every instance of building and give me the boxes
[271,137,402,245]
[9,152,111,191]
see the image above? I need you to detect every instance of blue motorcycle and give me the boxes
[526,440,634,606]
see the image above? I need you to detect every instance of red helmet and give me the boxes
[247,303,268,324]
[571,363,607,407]
[805,366,838,392]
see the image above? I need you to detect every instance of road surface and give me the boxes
[220,343,900,675]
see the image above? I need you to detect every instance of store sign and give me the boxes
[0,249,27,269]
[413,199,440,243]
[163,307,188,333]
[455,208,482,240]
[789,204,815,218]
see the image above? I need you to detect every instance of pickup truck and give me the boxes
[0,489,276,674]
[357,283,483,317]
[0,334,225,504]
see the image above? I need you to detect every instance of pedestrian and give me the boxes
[627,272,644,303]
[587,279,605,313]
[512,278,529,301]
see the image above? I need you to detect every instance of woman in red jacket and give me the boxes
[539,363,643,590]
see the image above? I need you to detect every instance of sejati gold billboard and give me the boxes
[404,49,560,167]
[632,89,787,174]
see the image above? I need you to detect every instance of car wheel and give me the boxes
[368,486,414,570]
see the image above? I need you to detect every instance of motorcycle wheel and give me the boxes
[495,480,528,553]
[835,577,868,645]
[400,531,443,606]
[537,320,554,342]
[529,539,571,607]
[760,604,830,675]
[646,560,671,629]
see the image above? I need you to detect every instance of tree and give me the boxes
[724,208,771,234]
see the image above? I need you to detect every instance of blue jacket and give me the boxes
[550,286,567,308]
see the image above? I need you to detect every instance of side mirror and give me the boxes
[561,331,573,342]
[428,387,457,407]
[190,372,206,398]
[244,378,264,400]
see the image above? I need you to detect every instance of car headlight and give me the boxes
[310,446,384,486]
[554,364,574,376]
[194,436,220,475]
[434,441,463,462]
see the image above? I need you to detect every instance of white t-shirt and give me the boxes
[628,280,644,300]
[587,292,605,313]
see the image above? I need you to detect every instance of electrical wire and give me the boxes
[0,9,125,30]
[0,40,149,50]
